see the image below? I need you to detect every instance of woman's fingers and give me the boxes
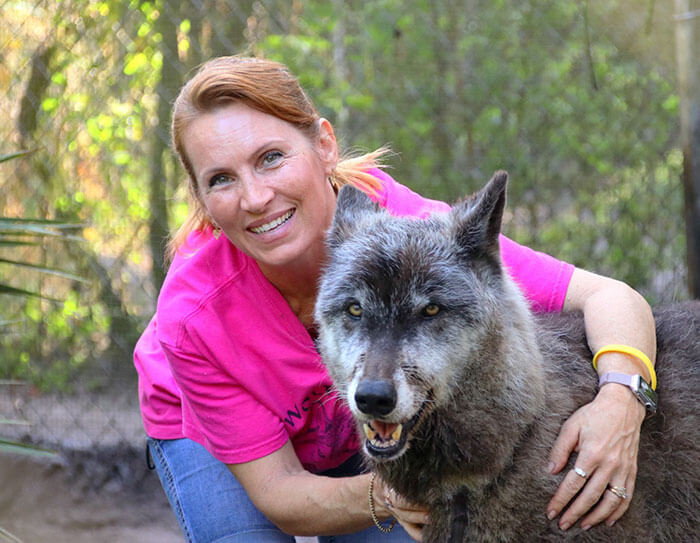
[385,486,429,542]
[547,385,644,531]
[584,468,637,528]
[546,464,592,522]
[577,476,633,530]
[547,416,580,476]
[556,469,613,530]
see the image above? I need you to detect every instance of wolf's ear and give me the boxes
[451,170,508,263]
[327,185,384,248]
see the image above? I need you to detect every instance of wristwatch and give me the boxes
[598,372,658,416]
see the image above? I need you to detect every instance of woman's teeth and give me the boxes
[250,210,294,234]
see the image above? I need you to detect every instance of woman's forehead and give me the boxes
[184,103,316,175]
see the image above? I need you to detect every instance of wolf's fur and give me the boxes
[314,172,700,542]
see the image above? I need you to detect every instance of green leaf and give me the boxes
[0,150,33,163]
[0,217,82,228]
[0,240,41,248]
[0,525,23,543]
[0,285,59,301]
[124,52,148,75]
[0,418,31,426]
[0,319,23,327]
[0,258,87,283]
[0,218,83,239]
[0,439,58,459]
[42,97,59,112]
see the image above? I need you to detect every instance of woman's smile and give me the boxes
[248,208,296,235]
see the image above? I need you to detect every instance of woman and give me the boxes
[134,56,656,542]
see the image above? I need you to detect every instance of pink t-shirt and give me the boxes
[134,170,574,472]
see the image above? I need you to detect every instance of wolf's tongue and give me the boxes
[373,420,400,441]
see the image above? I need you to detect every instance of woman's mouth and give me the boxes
[248,209,295,234]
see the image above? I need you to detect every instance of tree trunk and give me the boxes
[149,1,181,291]
[674,0,700,298]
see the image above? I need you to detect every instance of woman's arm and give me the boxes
[546,267,656,531]
[229,441,427,539]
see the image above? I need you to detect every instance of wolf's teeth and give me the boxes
[391,425,403,441]
[363,423,377,441]
[371,438,397,449]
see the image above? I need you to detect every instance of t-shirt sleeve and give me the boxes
[499,234,575,313]
[133,316,183,439]
[367,168,451,217]
[161,339,289,464]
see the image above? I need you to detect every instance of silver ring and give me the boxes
[573,466,588,479]
[607,485,628,500]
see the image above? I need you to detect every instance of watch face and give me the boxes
[599,373,657,416]
[636,376,658,415]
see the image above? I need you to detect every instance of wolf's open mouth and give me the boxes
[362,399,430,459]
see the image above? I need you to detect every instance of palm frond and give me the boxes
[0,149,33,163]
[0,240,41,248]
[0,284,60,301]
[0,439,58,459]
[0,525,23,543]
[0,258,87,282]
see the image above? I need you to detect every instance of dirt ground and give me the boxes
[0,451,183,543]
[0,387,183,542]
[0,389,319,543]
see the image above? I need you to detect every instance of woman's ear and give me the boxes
[317,118,339,173]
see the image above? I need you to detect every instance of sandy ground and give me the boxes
[0,386,182,541]
[0,452,319,543]
[0,387,319,543]
[0,451,183,543]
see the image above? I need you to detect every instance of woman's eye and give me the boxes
[208,174,233,188]
[423,304,440,317]
[261,151,283,167]
[347,302,362,318]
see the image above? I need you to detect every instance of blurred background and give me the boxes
[1,0,698,541]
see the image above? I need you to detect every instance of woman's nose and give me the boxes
[239,175,274,212]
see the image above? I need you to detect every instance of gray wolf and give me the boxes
[314,172,700,542]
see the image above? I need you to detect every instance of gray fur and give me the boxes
[315,171,700,542]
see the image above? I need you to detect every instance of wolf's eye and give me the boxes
[422,304,440,317]
[347,302,362,318]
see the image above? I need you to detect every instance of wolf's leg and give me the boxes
[420,496,461,543]
[448,490,470,543]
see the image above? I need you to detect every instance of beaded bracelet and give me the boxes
[592,344,657,390]
[368,472,398,533]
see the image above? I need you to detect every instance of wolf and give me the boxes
[314,171,700,542]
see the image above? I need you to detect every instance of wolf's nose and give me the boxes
[355,380,397,416]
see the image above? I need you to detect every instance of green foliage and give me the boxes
[0,0,688,393]
[253,0,684,299]
[0,151,91,390]
[0,151,84,299]
[0,154,62,539]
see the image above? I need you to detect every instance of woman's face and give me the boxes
[183,102,338,270]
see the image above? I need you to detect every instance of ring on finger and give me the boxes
[607,485,628,500]
[573,466,588,479]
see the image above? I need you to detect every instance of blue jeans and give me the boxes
[147,437,413,543]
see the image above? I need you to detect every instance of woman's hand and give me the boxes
[374,475,430,541]
[554,267,655,531]
[546,383,645,531]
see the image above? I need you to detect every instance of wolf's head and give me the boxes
[315,172,543,462]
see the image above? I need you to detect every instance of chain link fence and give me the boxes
[0,0,691,538]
